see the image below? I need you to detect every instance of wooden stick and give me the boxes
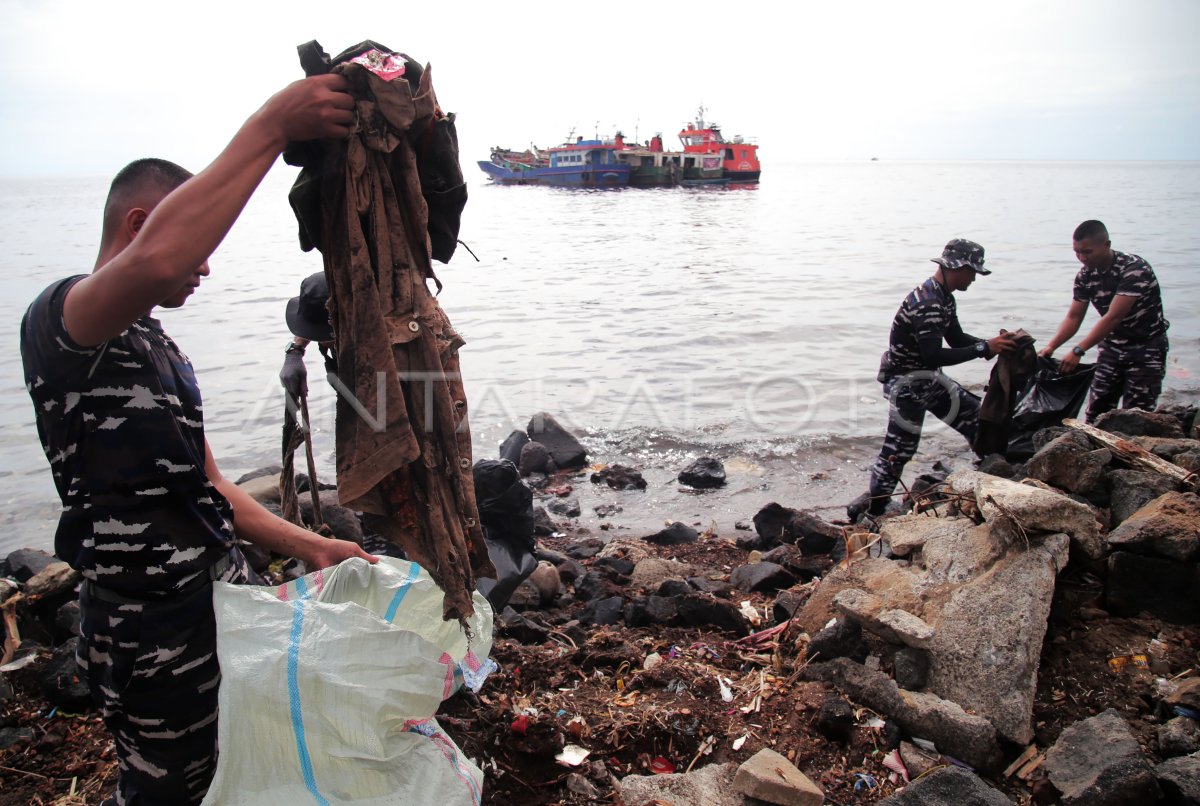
[1003,744,1038,777]
[1064,419,1197,489]
[1,593,23,667]
[298,394,325,528]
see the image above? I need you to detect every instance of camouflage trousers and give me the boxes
[868,371,981,511]
[1086,337,1169,423]
[79,551,252,806]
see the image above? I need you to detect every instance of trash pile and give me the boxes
[2,405,1200,804]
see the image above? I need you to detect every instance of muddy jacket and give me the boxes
[283,40,492,622]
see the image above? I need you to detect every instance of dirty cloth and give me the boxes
[283,40,493,622]
[974,328,1037,457]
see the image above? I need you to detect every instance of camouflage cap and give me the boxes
[931,238,990,275]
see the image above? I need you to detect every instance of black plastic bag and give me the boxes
[1006,357,1096,460]
[472,459,537,611]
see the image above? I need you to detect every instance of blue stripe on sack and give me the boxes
[384,561,421,622]
[288,576,330,806]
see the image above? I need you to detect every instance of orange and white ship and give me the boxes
[677,105,761,182]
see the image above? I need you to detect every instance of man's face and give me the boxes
[159,259,210,308]
[1073,236,1112,271]
[948,266,978,292]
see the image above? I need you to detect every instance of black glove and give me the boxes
[280,350,308,399]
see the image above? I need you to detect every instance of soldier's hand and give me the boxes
[1059,352,1081,374]
[1038,346,1056,358]
[306,537,378,570]
[986,333,1019,357]
[260,74,355,145]
[280,350,308,399]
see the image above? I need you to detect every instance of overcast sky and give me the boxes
[1,0,1197,177]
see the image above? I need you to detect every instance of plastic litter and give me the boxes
[556,745,591,767]
[718,676,734,703]
[731,734,748,751]
[643,652,662,671]
[650,756,676,775]
[881,749,909,783]
[853,772,878,791]
[201,557,495,806]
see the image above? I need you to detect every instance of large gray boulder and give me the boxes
[877,765,1011,805]
[525,412,587,469]
[1043,708,1161,805]
[880,515,974,558]
[1107,492,1200,562]
[1095,408,1185,438]
[1153,753,1200,805]
[926,533,1069,745]
[618,762,742,806]
[1108,469,1180,527]
[1027,432,1112,494]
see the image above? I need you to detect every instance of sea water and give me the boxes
[1,160,1197,555]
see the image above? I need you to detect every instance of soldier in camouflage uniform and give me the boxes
[851,239,1017,519]
[1040,220,1170,422]
[20,77,376,806]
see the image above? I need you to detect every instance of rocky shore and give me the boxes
[3,407,1200,805]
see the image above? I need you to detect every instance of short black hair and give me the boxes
[102,158,193,236]
[1073,220,1109,243]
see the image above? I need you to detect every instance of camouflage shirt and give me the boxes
[1073,250,1169,348]
[879,277,979,380]
[21,276,236,595]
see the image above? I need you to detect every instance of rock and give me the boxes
[555,558,585,585]
[753,502,796,547]
[630,557,694,591]
[573,572,611,602]
[597,538,651,565]
[234,465,283,484]
[1175,450,1200,475]
[1095,408,1185,438]
[657,579,691,597]
[734,748,824,805]
[0,578,17,604]
[877,765,1011,805]
[1106,551,1200,623]
[807,619,869,663]
[581,596,624,626]
[532,506,558,537]
[1027,432,1112,495]
[800,658,1004,771]
[1108,469,1181,527]
[880,514,973,557]
[834,589,936,649]
[1165,678,1200,712]
[526,561,561,605]
[623,596,679,628]
[898,740,940,778]
[773,588,811,624]
[926,533,1069,745]
[643,522,699,546]
[505,581,542,611]
[1107,492,1200,562]
[950,470,1104,560]
[893,647,931,690]
[594,503,623,518]
[3,548,56,582]
[590,464,647,490]
[0,727,34,751]
[237,472,281,504]
[1159,717,1200,758]
[547,496,581,518]
[1159,403,1199,434]
[1044,708,1161,805]
[730,562,797,594]
[761,546,832,582]
[618,762,742,806]
[815,697,855,743]
[43,638,91,711]
[498,429,529,464]
[498,607,550,643]
[678,457,727,489]
[526,412,587,469]
[54,600,81,639]
[518,441,551,476]
[594,556,635,579]
[978,453,1016,478]
[675,594,751,636]
[300,502,363,546]
[1154,754,1200,805]
[22,561,79,600]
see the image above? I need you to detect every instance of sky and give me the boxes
[0,0,1198,177]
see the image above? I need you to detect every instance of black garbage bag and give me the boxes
[472,459,537,611]
[1006,357,1096,460]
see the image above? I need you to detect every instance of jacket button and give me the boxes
[408,321,420,332]
[466,518,476,528]
[459,458,470,469]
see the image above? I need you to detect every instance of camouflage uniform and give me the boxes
[867,240,992,513]
[22,276,253,805]
[1072,250,1170,422]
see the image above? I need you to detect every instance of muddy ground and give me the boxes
[2,524,1197,806]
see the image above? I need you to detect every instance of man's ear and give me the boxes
[126,208,149,238]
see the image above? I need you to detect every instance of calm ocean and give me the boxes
[2,160,1197,556]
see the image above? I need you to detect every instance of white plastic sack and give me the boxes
[201,557,496,806]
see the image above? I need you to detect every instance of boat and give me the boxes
[478,137,631,187]
[614,133,725,187]
[677,105,761,182]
